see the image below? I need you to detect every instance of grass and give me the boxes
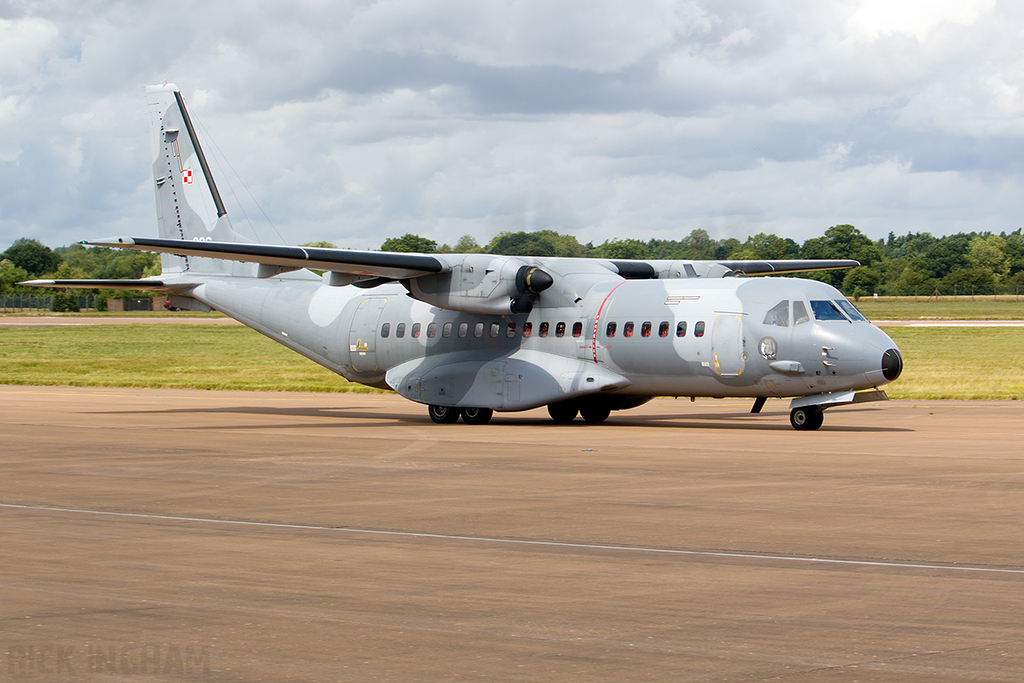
[1,323,1022,400]
[0,325,379,393]
[853,296,1024,320]
[880,326,1024,400]
[0,310,226,318]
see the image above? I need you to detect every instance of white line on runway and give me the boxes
[3,502,1022,575]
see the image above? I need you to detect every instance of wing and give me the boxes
[605,258,860,280]
[83,236,448,280]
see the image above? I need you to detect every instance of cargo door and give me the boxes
[349,298,387,374]
[711,314,744,376]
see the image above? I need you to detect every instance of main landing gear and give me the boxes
[428,405,494,425]
[789,406,824,431]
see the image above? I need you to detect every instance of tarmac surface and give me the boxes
[2,386,1023,682]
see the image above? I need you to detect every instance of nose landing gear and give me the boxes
[790,406,824,431]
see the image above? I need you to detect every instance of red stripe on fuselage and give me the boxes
[592,281,628,363]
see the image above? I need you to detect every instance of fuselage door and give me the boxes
[711,314,744,376]
[349,297,387,374]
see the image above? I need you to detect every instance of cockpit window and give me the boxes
[793,300,810,325]
[810,300,849,321]
[762,300,789,327]
[834,299,868,322]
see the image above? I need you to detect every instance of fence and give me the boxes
[1,295,96,312]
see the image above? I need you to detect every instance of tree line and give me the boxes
[4,224,1023,302]
[382,225,1024,297]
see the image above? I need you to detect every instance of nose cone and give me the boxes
[882,348,903,381]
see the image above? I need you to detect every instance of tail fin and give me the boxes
[145,84,250,276]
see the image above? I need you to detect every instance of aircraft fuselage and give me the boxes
[189,273,900,415]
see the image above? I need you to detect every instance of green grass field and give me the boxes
[1,323,1021,400]
[853,296,1024,320]
[0,325,375,393]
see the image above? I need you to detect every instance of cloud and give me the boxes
[1,0,1023,253]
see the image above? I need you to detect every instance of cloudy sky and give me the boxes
[2,0,1022,252]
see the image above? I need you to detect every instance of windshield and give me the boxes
[810,300,849,321]
[834,299,868,322]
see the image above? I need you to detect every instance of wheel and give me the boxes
[428,404,460,424]
[461,407,493,425]
[790,406,824,431]
[547,401,579,423]
[579,405,611,423]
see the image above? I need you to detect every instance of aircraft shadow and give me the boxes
[96,405,912,433]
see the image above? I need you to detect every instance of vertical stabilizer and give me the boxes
[145,84,250,276]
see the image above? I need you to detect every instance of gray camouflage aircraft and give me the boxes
[27,84,903,430]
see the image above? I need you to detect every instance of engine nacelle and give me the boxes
[405,254,553,315]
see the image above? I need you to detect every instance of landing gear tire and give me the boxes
[461,407,493,425]
[547,401,579,423]
[580,405,611,423]
[790,406,824,431]
[428,404,460,424]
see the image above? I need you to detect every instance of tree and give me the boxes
[967,235,1010,282]
[895,267,929,296]
[300,240,338,249]
[682,229,716,260]
[800,225,881,287]
[57,244,159,279]
[944,267,996,295]
[729,233,799,260]
[591,238,650,260]
[2,238,61,277]
[842,266,881,295]
[451,235,482,253]
[485,230,585,257]
[922,234,970,279]
[0,259,30,295]
[379,234,438,253]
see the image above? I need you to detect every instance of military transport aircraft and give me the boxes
[26,84,903,430]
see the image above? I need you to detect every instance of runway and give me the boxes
[3,386,1023,681]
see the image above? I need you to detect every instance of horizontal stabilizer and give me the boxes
[19,278,196,291]
[84,236,449,281]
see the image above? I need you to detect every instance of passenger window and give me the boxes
[659,321,670,338]
[396,322,406,338]
[606,321,617,338]
[676,321,687,337]
[763,300,789,327]
[555,322,566,338]
[694,321,705,337]
[442,322,453,338]
[793,301,810,325]
[624,322,634,338]
[572,322,583,338]
[490,322,500,338]
[458,322,468,338]
[474,322,484,338]
[810,300,848,321]
[640,321,652,338]
[380,322,390,338]
[411,322,421,338]
[507,322,517,338]
[427,322,437,338]
[523,322,533,338]
[539,322,549,338]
